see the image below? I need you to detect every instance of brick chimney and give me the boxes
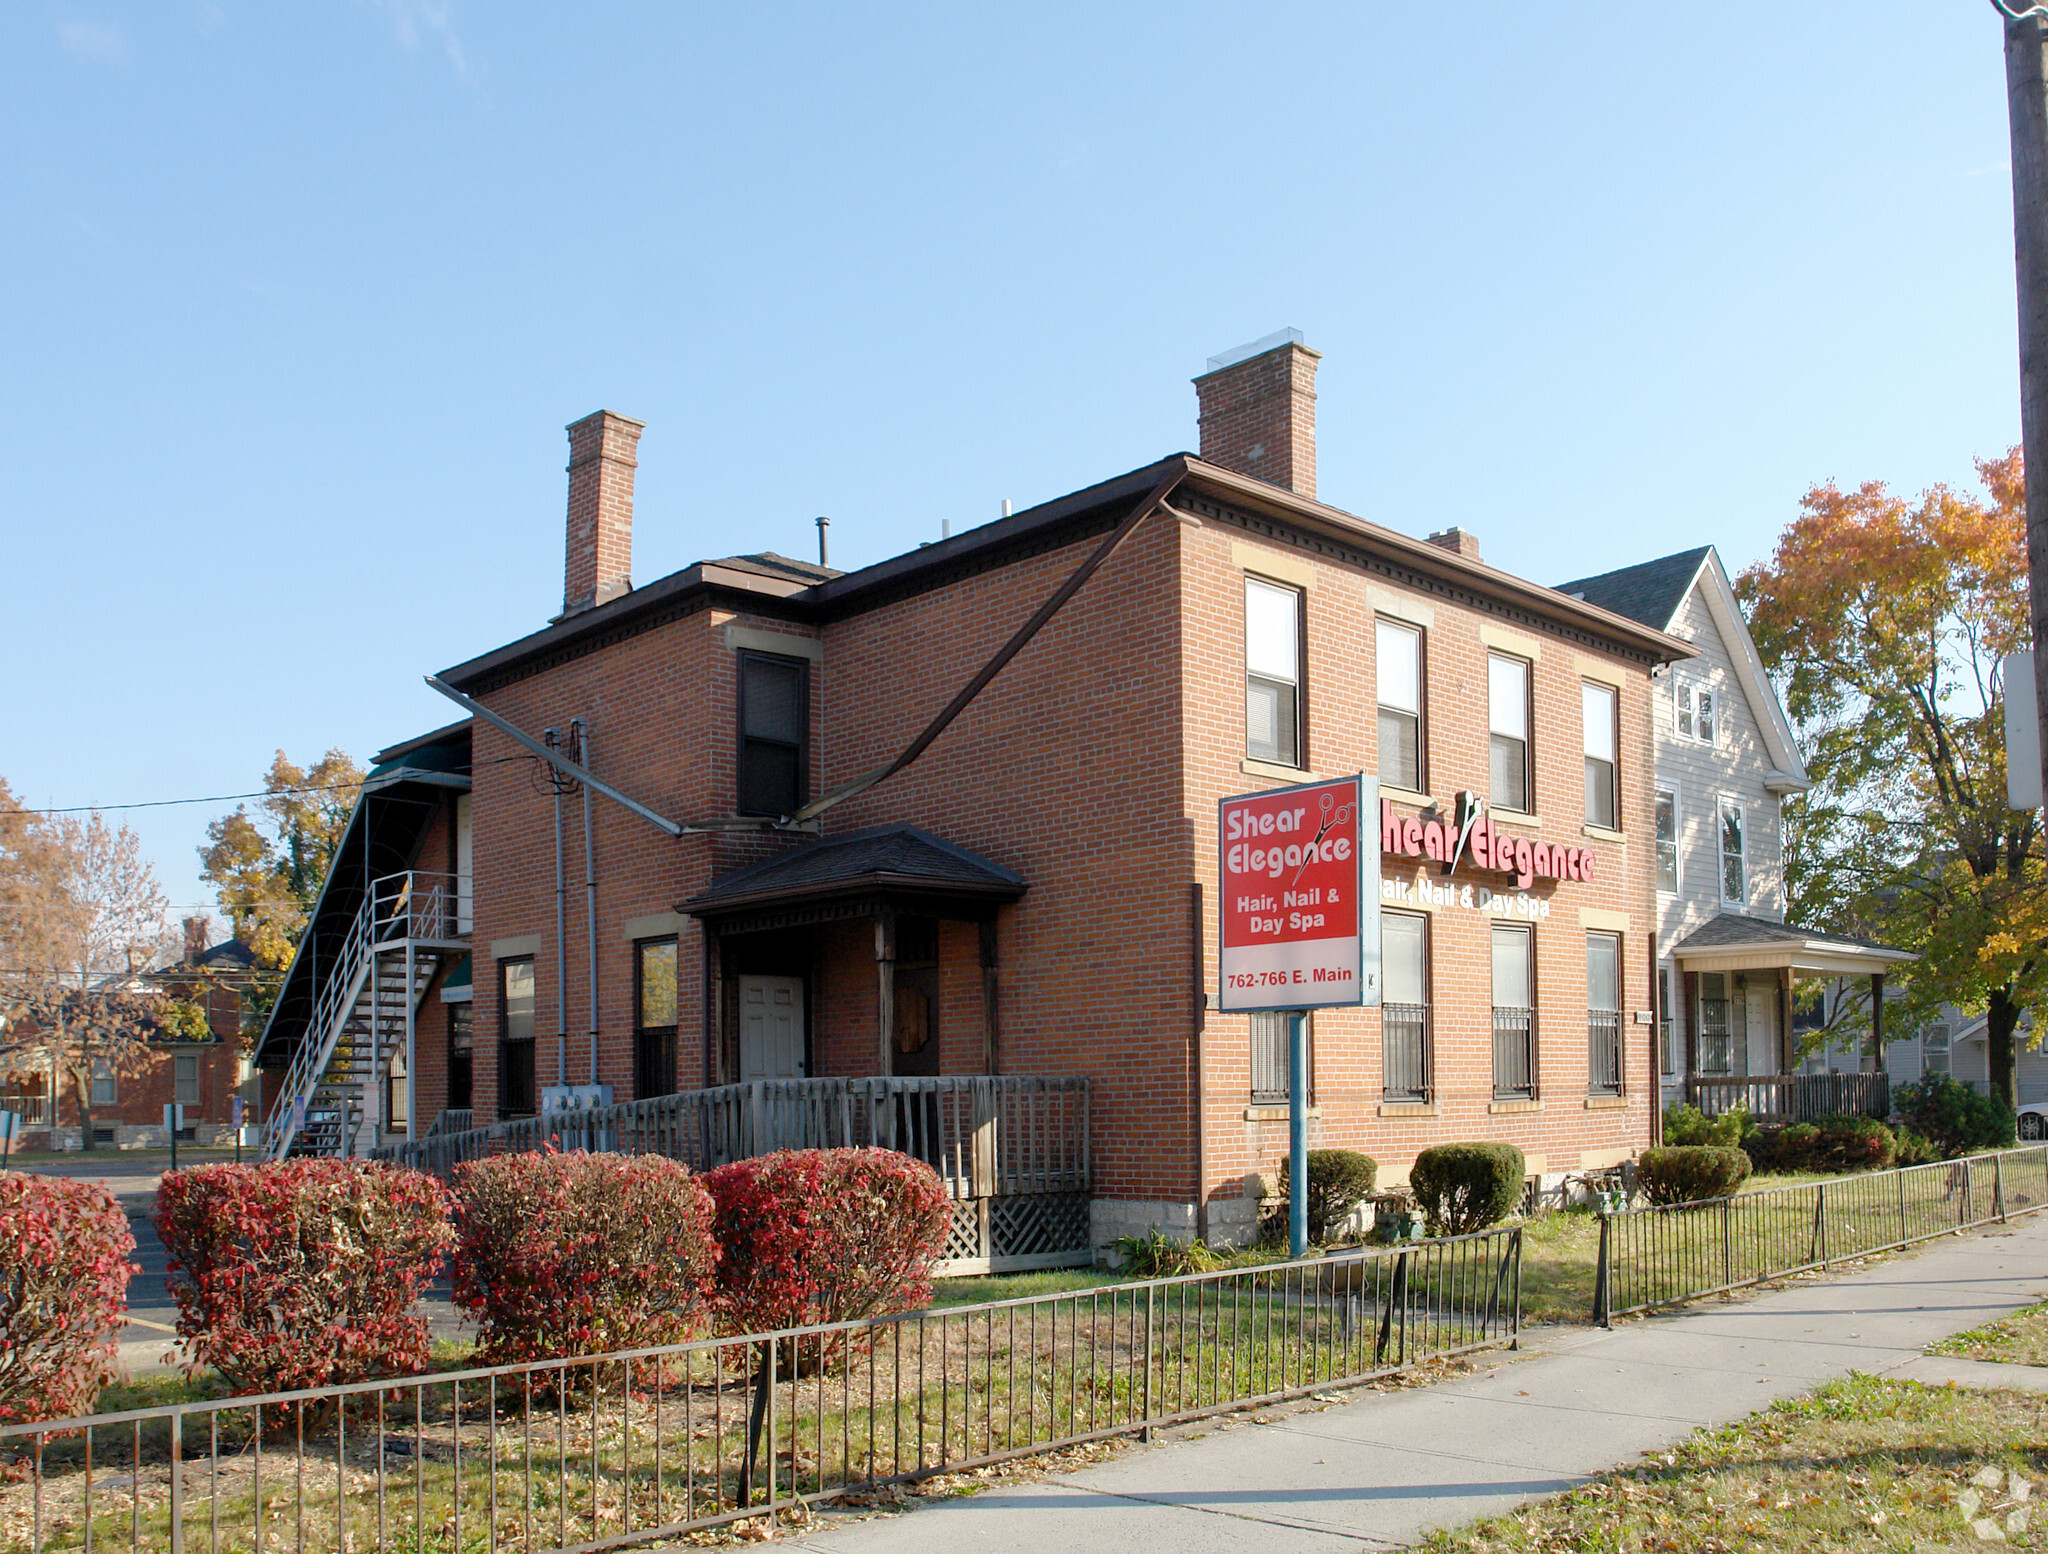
[560,410,644,619]
[1426,526,1481,561]
[182,916,208,966]
[1194,330,1321,499]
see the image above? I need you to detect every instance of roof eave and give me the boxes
[680,871,1030,918]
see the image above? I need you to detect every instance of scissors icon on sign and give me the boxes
[1290,790,1354,885]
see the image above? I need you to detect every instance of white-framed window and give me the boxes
[1675,679,1717,746]
[1719,798,1747,907]
[89,1058,117,1107]
[1582,680,1618,829]
[1922,1023,1951,1078]
[1375,618,1423,791]
[1245,577,1304,767]
[1655,788,1679,893]
[1381,910,1431,1101]
[173,1054,201,1107]
[1488,653,1532,812]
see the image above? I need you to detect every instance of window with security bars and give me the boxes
[1491,923,1536,1099]
[1251,1011,1307,1103]
[1587,931,1622,1096]
[1245,578,1304,767]
[1376,618,1423,791]
[1381,910,1430,1100]
[1697,971,1734,1076]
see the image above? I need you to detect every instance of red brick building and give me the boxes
[258,332,1691,1254]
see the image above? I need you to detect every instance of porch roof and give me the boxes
[1670,912,1916,978]
[680,823,1027,929]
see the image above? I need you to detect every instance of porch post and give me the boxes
[1682,970,1699,1099]
[979,920,1000,1075]
[1870,973,1887,1074]
[1779,967,1793,1074]
[875,913,897,1077]
[703,927,722,1088]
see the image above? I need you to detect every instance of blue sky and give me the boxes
[0,2,2025,921]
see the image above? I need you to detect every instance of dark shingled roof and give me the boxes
[195,938,256,969]
[683,824,1025,915]
[712,552,842,584]
[1554,547,1713,632]
[1671,913,1902,956]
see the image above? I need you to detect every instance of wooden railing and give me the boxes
[1687,1071,1890,1122]
[377,1074,1091,1201]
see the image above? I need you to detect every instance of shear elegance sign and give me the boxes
[1218,773,1380,1013]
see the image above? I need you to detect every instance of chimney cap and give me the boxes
[1201,328,1315,375]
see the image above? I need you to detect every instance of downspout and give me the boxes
[574,718,599,1089]
[546,728,568,1090]
[1191,882,1207,1245]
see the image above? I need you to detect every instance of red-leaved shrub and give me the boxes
[0,1171,136,1423]
[154,1159,454,1396]
[450,1150,719,1365]
[703,1148,952,1345]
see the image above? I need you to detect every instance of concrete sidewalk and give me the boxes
[786,1216,2048,1552]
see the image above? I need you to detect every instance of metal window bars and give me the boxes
[1491,1007,1535,1100]
[1,1227,1522,1554]
[1381,1002,1431,1102]
[1586,1009,1623,1097]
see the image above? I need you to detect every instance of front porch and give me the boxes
[1669,914,1916,1125]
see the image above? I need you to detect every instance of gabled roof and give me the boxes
[1670,912,1914,977]
[1562,545,1808,793]
[712,552,842,585]
[681,824,1026,919]
[1557,548,1713,632]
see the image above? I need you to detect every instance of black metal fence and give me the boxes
[1,1228,1523,1553]
[1593,1144,2048,1323]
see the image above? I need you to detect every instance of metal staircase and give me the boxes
[262,871,467,1160]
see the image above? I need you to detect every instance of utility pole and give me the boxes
[1998,2,2048,818]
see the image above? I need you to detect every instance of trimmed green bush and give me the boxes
[1808,1113,1896,1172]
[1280,1150,1378,1243]
[1744,1123,1818,1174]
[1409,1143,1524,1236]
[1894,1074,2017,1158]
[1637,1145,1751,1206]
[1662,1103,1749,1149]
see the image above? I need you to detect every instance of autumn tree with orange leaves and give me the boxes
[1738,449,2046,1107]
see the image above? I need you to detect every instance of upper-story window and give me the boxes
[1719,798,1747,907]
[1655,788,1678,893]
[1921,1022,1951,1077]
[737,652,808,816]
[1375,619,1424,791]
[1488,653,1532,813]
[1245,577,1304,767]
[1675,679,1716,746]
[1582,681,1618,829]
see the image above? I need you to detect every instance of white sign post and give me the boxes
[2008,651,2043,810]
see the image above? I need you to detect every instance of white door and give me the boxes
[738,976,806,1080]
[1746,979,1779,1075]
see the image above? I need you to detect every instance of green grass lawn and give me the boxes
[1420,1373,2048,1552]
[1930,1300,2048,1368]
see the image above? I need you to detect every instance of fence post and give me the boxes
[1720,1197,1734,1295]
[1511,1227,1524,1348]
[169,1410,184,1554]
[1592,1212,1612,1328]
[1962,1158,1974,1230]
[1996,1153,2008,1224]
[1818,1182,1829,1266]
[1140,1282,1155,1442]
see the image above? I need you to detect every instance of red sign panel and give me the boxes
[1218,774,1379,1012]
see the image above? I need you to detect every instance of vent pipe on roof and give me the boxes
[816,515,830,569]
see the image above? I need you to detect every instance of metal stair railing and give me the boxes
[261,889,377,1161]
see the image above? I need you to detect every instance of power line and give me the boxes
[10,752,534,816]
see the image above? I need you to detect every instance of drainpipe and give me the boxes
[546,728,568,1091]
[574,718,599,1089]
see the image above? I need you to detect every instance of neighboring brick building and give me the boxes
[9,921,257,1150]
[259,332,1696,1250]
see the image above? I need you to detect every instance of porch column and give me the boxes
[1870,973,1887,1074]
[1682,970,1699,1094]
[979,920,1000,1075]
[875,913,897,1076]
[1779,967,1794,1074]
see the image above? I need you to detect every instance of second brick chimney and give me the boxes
[1426,526,1482,561]
[561,410,644,619]
[1194,329,1321,499]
